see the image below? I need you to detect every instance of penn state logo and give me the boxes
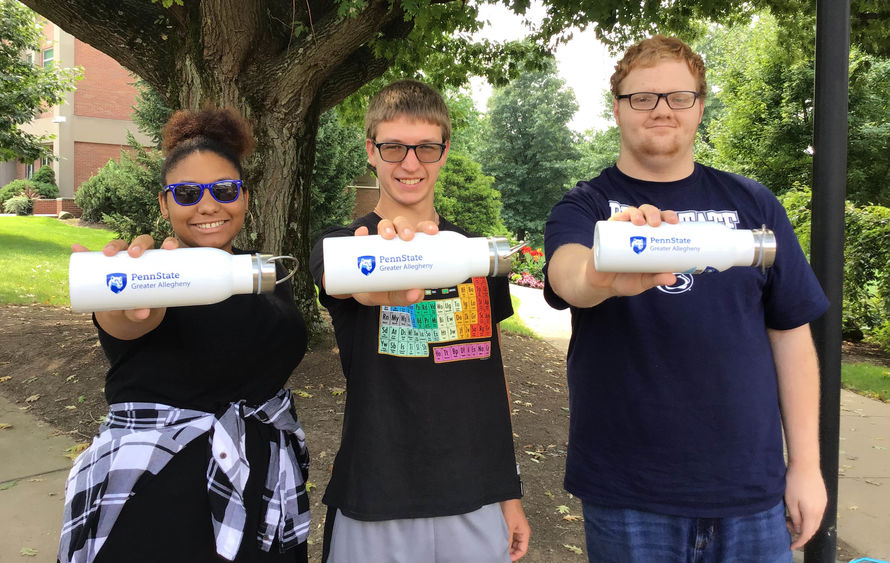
[630,236,647,254]
[106,273,127,294]
[357,255,376,276]
[657,273,694,295]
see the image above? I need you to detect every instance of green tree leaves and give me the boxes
[697,14,890,207]
[481,58,579,245]
[435,152,506,237]
[0,0,79,162]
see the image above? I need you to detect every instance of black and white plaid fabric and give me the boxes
[58,388,310,563]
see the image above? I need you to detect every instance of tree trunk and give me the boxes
[241,106,324,336]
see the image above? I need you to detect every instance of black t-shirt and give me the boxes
[98,248,307,412]
[310,213,522,520]
[93,248,308,561]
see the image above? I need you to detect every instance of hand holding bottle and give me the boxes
[71,233,177,339]
[585,205,679,295]
[326,216,438,307]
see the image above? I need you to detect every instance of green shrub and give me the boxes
[435,152,507,237]
[0,178,58,205]
[3,195,32,215]
[309,110,366,239]
[779,186,890,353]
[31,164,57,187]
[75,133,171,244]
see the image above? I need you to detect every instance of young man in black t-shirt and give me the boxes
[310,80,529,562]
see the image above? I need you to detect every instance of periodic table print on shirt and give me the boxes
[378,277,493,362]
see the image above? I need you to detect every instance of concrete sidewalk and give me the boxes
[0,393,73,562]
[510,283,890,562]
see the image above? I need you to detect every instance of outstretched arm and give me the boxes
[73,233,177,340]
[547,205,678,308]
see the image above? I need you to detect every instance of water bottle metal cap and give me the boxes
[489,237,525,277]
[752,226,777,273]
[253,254,299,293]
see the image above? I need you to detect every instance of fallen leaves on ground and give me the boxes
[63,443,90,460]
[562,544,583,555]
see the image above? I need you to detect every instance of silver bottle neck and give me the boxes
[252,253,278,293]
[751,227,777,273]
[488,236,520,277]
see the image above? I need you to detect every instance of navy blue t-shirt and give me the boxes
[543,164,829,517]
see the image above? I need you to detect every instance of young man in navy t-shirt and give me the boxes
[544,35,829,562]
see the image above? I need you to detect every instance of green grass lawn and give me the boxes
[0,216,116,306]
[842,362,890,402]
[501,295,537,337]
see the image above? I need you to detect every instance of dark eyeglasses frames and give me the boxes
[163,179,243,206]
[616,91,700,111]
[374,142,446,163]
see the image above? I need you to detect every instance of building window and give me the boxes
[26,163,35,179]
[41,154,52,167]
[42,47,54,68]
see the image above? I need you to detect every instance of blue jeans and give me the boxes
[581,501,792,563]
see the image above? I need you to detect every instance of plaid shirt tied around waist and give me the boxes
[58,388,310,563]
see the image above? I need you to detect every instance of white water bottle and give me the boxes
[593,221,776,274]
[323,231,518,294]
[69,247,278,312]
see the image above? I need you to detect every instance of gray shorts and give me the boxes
[326,502,511,563]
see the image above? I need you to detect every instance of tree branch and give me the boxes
[272,0,400,106]
[317,47,392,113]
[315,9,416,111]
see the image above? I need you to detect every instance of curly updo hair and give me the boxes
[160,107,255,187]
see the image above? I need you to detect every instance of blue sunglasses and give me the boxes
[163,179,242,206]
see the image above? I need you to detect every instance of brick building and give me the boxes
[0,20,152,215]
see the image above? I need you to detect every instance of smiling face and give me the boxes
[613,59,705,180]
[158,150,248,252]
[366,115,449,215]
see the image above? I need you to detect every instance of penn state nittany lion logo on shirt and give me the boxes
[358,255,376,276]
[658,273,694,295]
[630,236,647,254]
[106,273,127,294]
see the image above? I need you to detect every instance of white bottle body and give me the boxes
[323,231,491,294]
[69,248,258,312]
[593,221,760,274]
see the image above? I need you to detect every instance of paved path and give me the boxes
[510,283,890,562]
[0,394,72,562]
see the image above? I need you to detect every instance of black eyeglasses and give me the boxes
[374,142,446,163]
[616,91,700,111]
[163,179,242,206]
